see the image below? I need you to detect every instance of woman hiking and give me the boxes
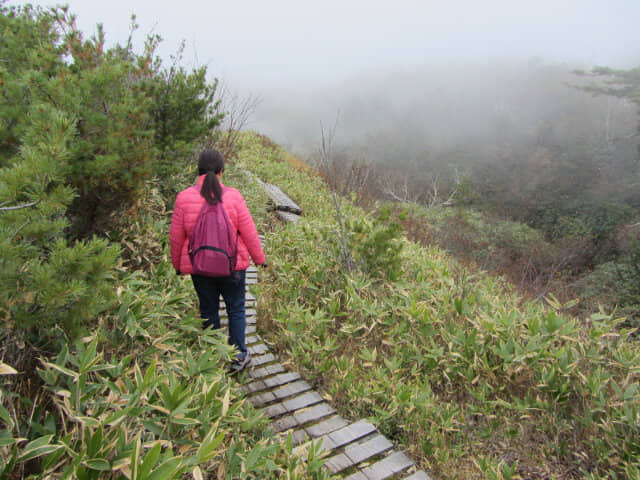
[169,149,266,373]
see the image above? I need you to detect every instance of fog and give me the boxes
[19,0,640,88]
[249,61,637,164]
[11,0,640,196]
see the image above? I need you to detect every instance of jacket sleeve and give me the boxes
[235,193,266,266]
[169,198,186,272]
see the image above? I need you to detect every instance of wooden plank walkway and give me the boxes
[243,170,302,220]
[217,260,435,480]
[262,183,303,215]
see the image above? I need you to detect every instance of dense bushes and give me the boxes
[0,2,223,345]
[0,104,120,348]
[0,4,222,238]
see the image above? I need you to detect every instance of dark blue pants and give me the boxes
[191,270,247,359]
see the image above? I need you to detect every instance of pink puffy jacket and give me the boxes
[169,175,265,274]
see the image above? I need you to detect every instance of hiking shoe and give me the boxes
[229,353,251,373]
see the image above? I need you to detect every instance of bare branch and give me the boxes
[209,81,262,159]
[319,114,354,272]
[0,200,40,212]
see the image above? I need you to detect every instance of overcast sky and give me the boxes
[14,0,640,88]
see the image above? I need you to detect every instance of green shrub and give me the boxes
[0,105,119,346]
[349,205,404,281]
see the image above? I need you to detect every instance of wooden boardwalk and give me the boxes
[219,265,434,480]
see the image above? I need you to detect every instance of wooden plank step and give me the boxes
[246,335,261,345]
[248,343,269,355]
[263,183,302,214]
[274,401,336,434]
[241,371,302,395]
[250,353,276,367]
[248,380,312,408]
[263,371,302,389]
[351,451,414,480]
[304,415,350,439]
[276,211,301,223]
[322,420,377,451]
[272,380,312,400]
[251,380,311,407]
[344,435,393,466]
[293,402,335,428]
[293,420,377,459]
[264,391,324,418]
[248,363,286,379]
[324,435,393,474]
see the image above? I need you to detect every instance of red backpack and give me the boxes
[188,186,237,277]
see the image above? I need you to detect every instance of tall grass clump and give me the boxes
[236,132,640,479]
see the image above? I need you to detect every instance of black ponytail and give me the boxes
[197,149,225,205]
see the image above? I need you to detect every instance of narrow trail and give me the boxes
[218,180,435,479]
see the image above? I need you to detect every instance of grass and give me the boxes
[234,132,640,479]
[3,131,637,479]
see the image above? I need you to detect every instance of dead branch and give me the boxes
[319,115,354,272]
[0,200,40,212]
[210,81,262,159]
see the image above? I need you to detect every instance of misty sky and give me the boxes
[14,0,640,88]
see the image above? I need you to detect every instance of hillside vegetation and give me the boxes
[239,133,640,479]
[1,4,639,480]
[256,62,640,326]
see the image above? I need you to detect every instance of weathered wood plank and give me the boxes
[241,371,302,396]
[324,452,353,474]
[241,379,267,394]
[305,415,349,438]
[273,380,312,400]
[344,435,393,465]
[250,353,276,367]
[281,391,324,412]
[293,432,335,455]
[326,420,377,449]
[263,371,302,389]
[248,380,311,408]
[248,343,268,355]
[264,392,325,418]
[276,211,301,223]
[263,183,302,214]
[290,429,308,445]
[324,434,393,474]
[249,390,276,407]
[272,413,299,433]
[265,402,288,418]
[221,315,256,327]
[358,451,413,480]
[292,402,335,426]
[248,363,286,379]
